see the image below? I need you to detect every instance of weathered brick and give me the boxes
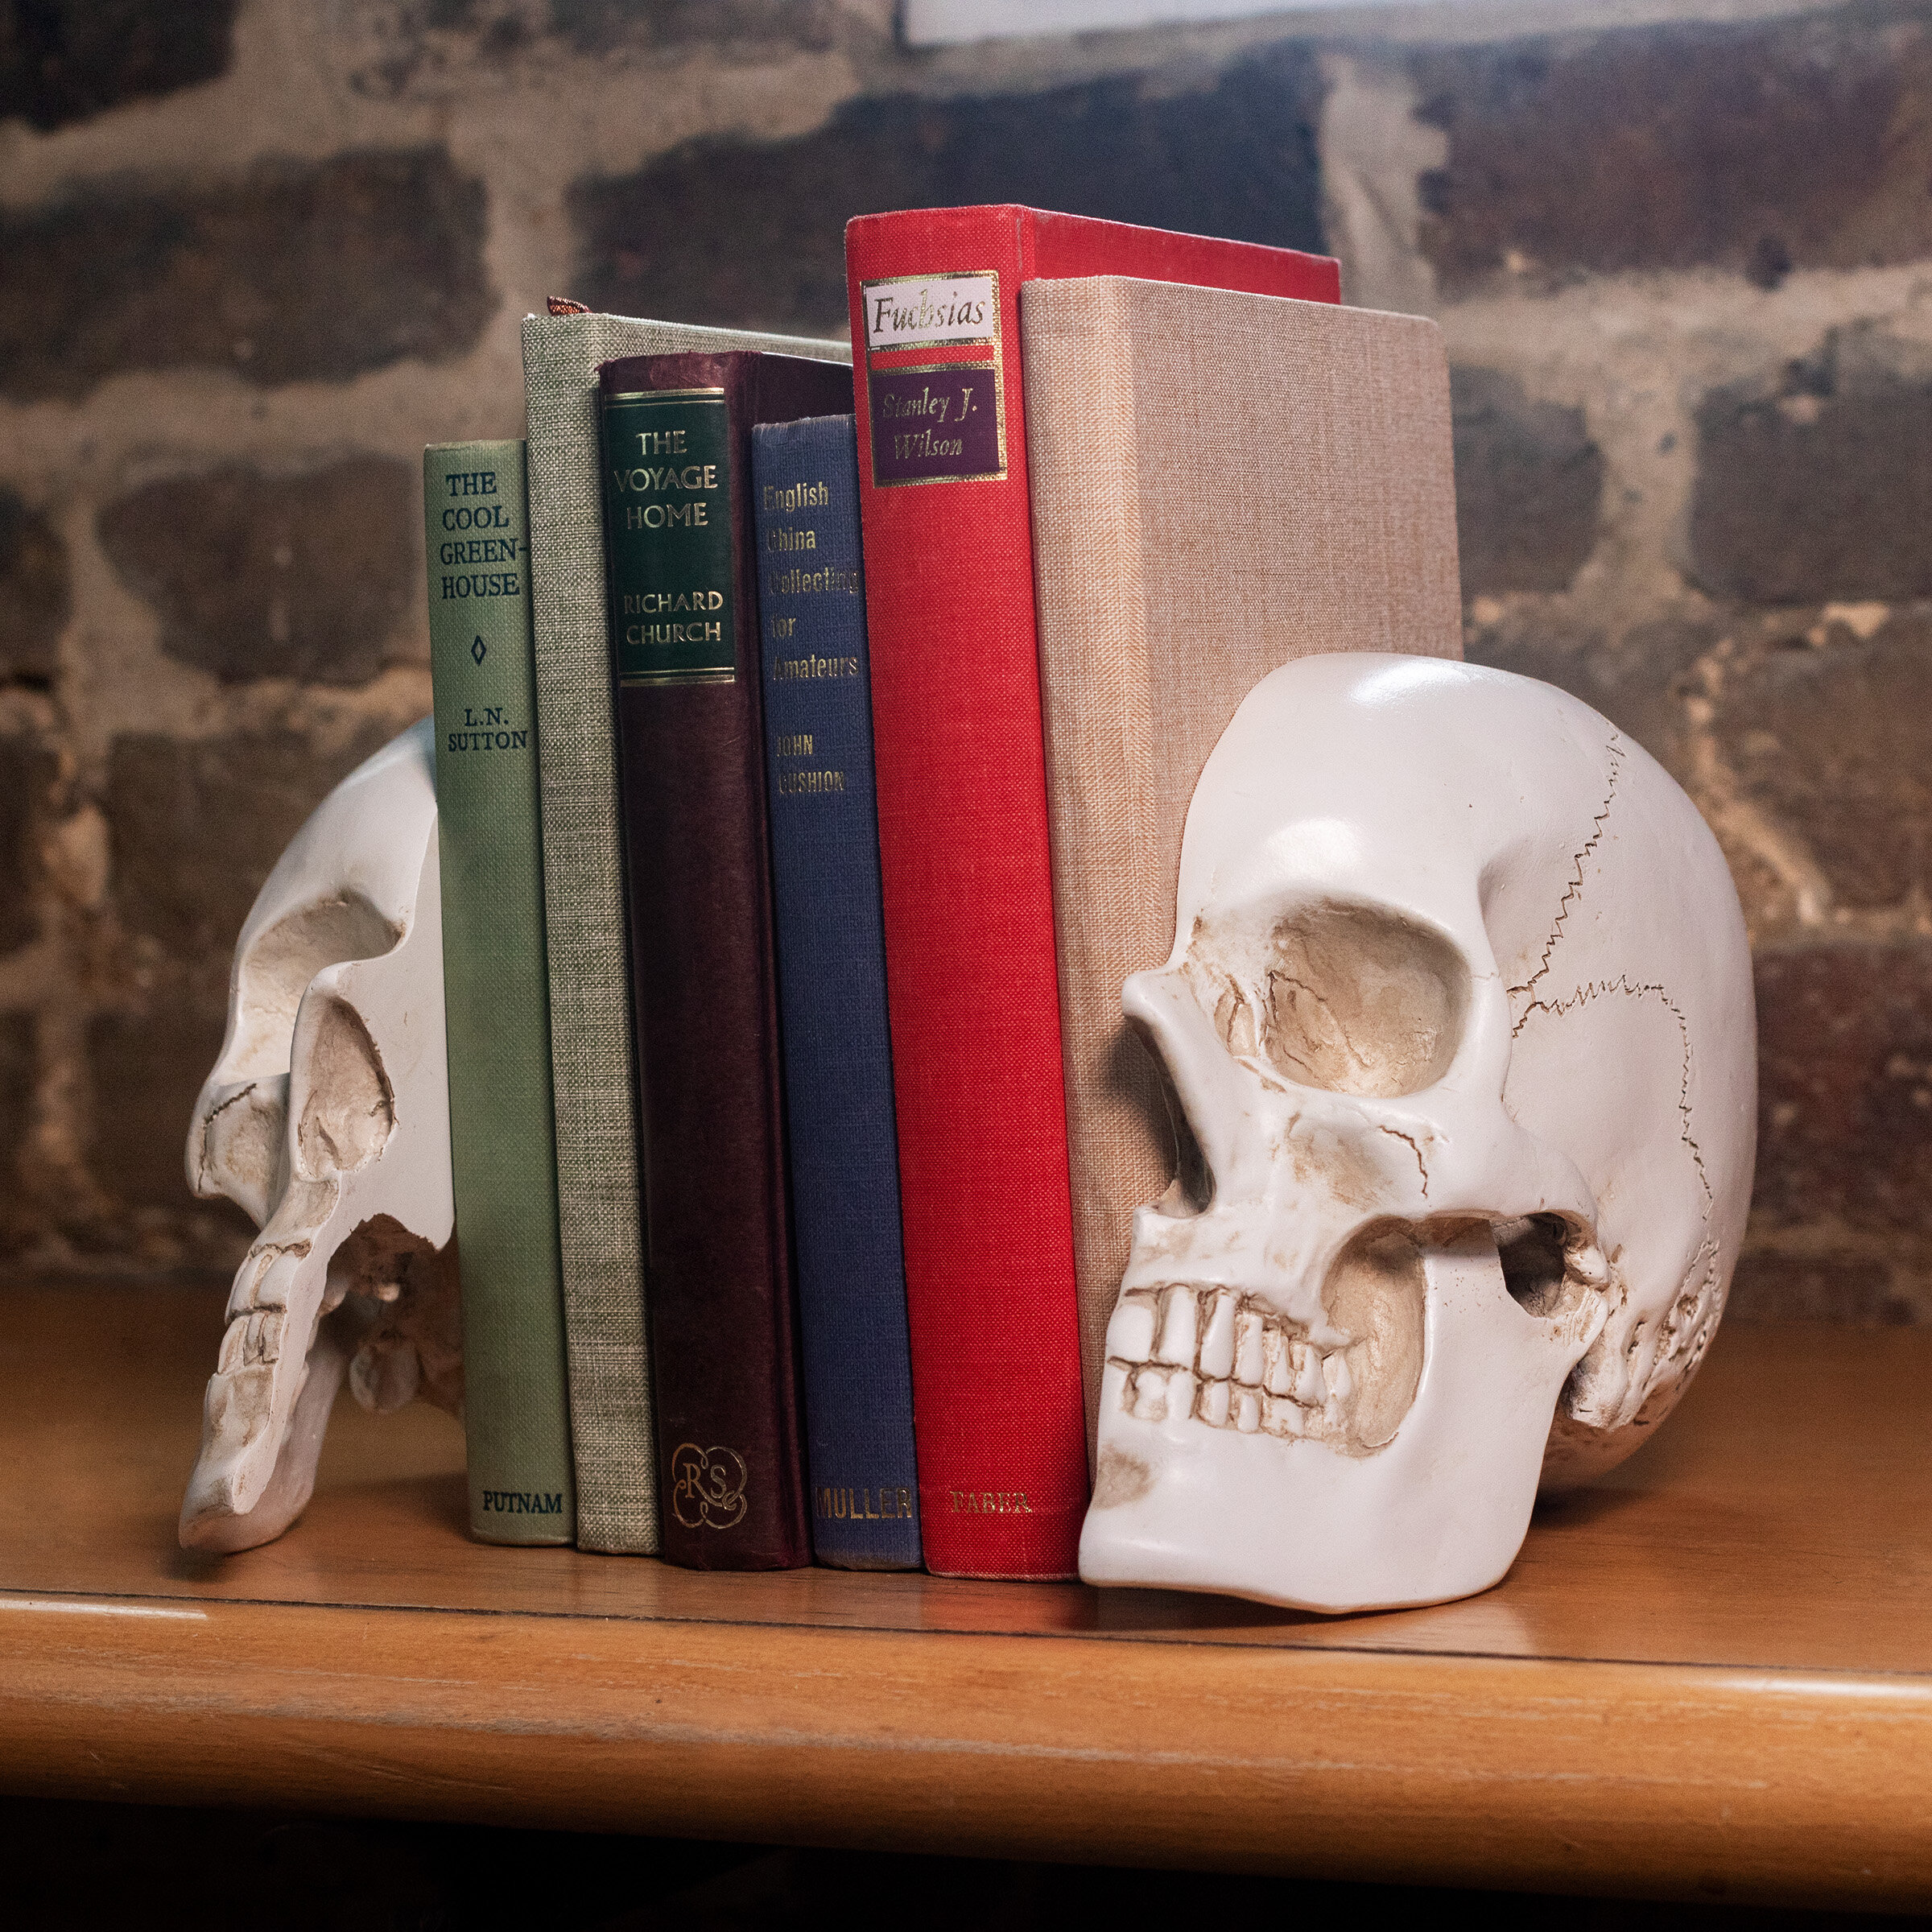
[1714,617,1932,911]
[1414,13,1932,292]
[105,729,393,976]
[0,488,68,684]
[1463,613,1705,786]
[1752,943,1932,1240]
[0,738,53,956]
[554,0,839,55]
[1727,1249,1930,1325]
[571,47,1325,333]
[86,1004,229,1214]
[98,460,418,687]
[349,0,842,96]
[0,0,235,131]
[0,1011,34,1242]
[1451,367,1603,596]
[1689,337,1932,605]
[0,148,492,402]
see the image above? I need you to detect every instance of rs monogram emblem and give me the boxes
[670,1443,749,1530]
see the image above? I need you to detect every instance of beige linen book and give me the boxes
[1019,275,1462,1457]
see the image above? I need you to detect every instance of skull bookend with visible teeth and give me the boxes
[1079,654,1757,1615]
[180,721,459,1553]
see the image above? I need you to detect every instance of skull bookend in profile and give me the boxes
[180,721,459,1553]
[1080,654,1757,1614]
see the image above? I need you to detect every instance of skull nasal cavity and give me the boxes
[1245,905,1467,1097]
[294,997,396,1178]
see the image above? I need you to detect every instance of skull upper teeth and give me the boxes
[217,1307,285,1372]
[1105,1284,1369,1444]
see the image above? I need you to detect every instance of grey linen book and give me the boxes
[521,308,851,1554]
[1019,276,1462,1462]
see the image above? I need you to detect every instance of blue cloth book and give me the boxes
[752,415,922,1570]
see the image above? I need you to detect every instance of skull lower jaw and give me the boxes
[185,1181,342,1517]
[180,1186,459,1550]
[1079,1234,1605,1612]
[180,1318,346,1552]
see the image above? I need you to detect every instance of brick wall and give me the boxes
[1,0,1924,1319]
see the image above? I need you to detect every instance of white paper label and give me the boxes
[861,274,999,351]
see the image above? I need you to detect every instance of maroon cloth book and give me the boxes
[597,349,854,1568]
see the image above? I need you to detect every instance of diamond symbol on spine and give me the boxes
[471,637,487,665]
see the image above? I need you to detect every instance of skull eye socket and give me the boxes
[1210,902,1469,1098]
[230,894,403,1080]
[292,995,396,1180]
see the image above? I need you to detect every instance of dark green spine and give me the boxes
[602,387,738,684]
[425,440,576,1544]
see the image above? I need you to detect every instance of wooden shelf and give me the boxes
[1,1280,1927,1907]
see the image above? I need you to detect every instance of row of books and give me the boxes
[425,203,1463,1580]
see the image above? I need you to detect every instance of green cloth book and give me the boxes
[424,439,575,1545]
[520,308,849,1554]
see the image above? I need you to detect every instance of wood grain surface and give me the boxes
[1,1279,1927,1905]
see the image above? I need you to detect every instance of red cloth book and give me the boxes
[844,207,1340,1578]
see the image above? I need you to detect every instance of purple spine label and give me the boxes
[867,362,1004,487]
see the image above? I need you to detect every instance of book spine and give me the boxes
[751,416,921,1571]
[597,353,832,1570]
[845,208,1088,1578]
[1017,279,1166,1471]
[519,317,658,1555]
[424,440,576,1545]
